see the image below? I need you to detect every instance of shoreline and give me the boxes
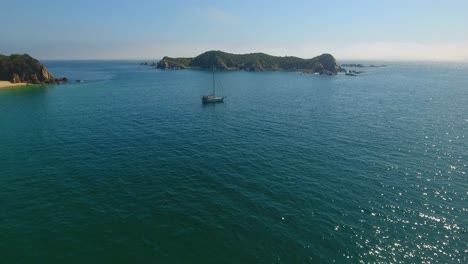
[0,81,29,89]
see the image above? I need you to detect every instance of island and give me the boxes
[0,54,68,88]
[150,50,344,75]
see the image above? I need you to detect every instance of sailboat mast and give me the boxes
[212,68,215,95]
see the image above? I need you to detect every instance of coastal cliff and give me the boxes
[155,50,343,75]
[0,54,67,84]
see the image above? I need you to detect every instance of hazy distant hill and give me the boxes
[155,50,343,75]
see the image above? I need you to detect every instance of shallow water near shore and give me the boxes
[1,61,467,263]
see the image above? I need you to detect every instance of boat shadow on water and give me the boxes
[201,100,226,108]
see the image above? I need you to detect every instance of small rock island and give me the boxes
[0,54,68,86]
[150,50,344,75]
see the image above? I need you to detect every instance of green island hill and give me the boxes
[153,50,344,75]
[0,54,68,85]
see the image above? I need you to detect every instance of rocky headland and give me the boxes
[0,54,68,86]
[145,50,344,75]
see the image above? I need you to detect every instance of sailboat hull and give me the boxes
[202,96,225,103]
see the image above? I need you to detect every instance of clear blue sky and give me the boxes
[1,0,467,60]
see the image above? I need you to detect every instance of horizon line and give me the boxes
[37,57,468,63]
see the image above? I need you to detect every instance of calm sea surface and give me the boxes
[1,61,467,263]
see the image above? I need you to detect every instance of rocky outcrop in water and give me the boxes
[0,54,68,84]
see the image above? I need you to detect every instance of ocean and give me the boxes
[0,61,467,263]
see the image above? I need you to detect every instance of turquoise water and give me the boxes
[1,61,467,263]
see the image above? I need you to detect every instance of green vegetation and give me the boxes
[157,56,192,69]
[156,50,343,74]
[0,54,67,84]
[0,54,43,82]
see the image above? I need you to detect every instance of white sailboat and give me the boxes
[202,69,225,103]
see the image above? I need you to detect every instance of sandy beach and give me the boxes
[0,81,28,89]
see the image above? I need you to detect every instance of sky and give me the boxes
[1,0,467,61]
